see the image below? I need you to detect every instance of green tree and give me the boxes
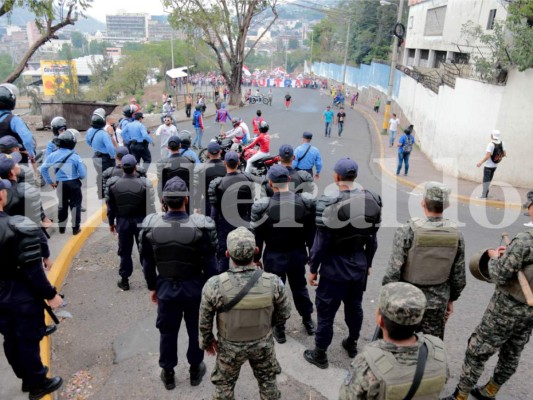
[288,38,300,50]
[163,0,279,105]
[507,0,533,71]
[71,31,87,49]
[0,0,93,83]
[0,53,13,81]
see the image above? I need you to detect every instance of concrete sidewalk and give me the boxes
[352,102,528,209]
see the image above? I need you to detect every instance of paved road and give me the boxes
[2,87,530,399]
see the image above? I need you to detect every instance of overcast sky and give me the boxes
[86,0,167,21]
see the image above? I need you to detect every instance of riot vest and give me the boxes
[204,160,226,188]
[216,173,254,222]
[317,189,382,252]
[109,177,147,218]
[262,193,310,251]
[499,230,533,305]
[288,168,313,194]
[217,271,274,341]
[363,334,447,400]
[5,181,41,224]
[403,218,459,286]
[157,155,193,197]
[0,113,25,151]
[144,214,206,280]
[0,215,41,280]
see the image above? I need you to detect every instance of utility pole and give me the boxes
[170,32,175,69]
[285,43,288,73]
[310,30,314,74]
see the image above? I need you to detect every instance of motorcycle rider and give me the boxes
[244,121,270,174]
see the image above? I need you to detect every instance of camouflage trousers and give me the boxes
[457,289,533,393]
[420,307,446,340]
[211,334,280,400]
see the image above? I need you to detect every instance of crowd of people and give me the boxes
[0,81,531,400]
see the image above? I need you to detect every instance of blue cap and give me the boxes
[279,144,294,159]
[0,178,12,190]
[115,146,129,157]
[121,154,137,168]
[207,142,221,154]
[334,157,358,177]
[303,132,313,139]
[0,152,22,176]
[267,165,290,183]
[225,151,239,163]
[168,135,181,149]
[163,176,189,197]
[0,135,21,150]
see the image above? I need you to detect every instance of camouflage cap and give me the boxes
[226,227,256,262]
[379,282,426,326]
[424,181,450,203]
[523,190,533,210]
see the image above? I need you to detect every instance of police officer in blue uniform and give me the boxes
[46,116,67,158]
[193,141,226,216]
[156,135,194,202]
[177,132,201,164]
[86,108,116,199]
[0,178,64,400]
[0,83,36,164]
[208,151,256,272]
[106,154,155,291]
[121,112,153,168]
[102,146,147,191]
[140,176,217,390]
[41,130,87,235]
[303,158,382,369]
[251,165,316,342]
[292,132,322,179]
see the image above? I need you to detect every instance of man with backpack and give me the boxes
[476,129,506,199]
[396,126,415,176]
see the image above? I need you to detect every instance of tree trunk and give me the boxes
[228,62,243,106]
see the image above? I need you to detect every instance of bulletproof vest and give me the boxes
[216,173,254,222]
[0,215,41,280]
[5,181,41,224]
[110,177,147,218]
[363,335,447,400]
[499,230,533,305]
[403,218,459,286]
[0,113,26,151]
[204,160,226,188]
[216,272,274,341]
[262,194,310,251]
[160,155,193,190]
[145,214,205,280]
[319,189,382,252]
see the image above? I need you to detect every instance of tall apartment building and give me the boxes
[105,13,148,42]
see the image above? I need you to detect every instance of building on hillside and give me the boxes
[105,13,148,43]
[403,0,507,69]
[147,15,186,42]
[26,21,40,48]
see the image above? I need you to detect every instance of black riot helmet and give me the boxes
[51,116,67,135]
[122,104,136,118]
[54,129,78,150]
[0,83,18,110]
[91,107,106,129]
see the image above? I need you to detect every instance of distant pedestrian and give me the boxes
[155,116,178,159]
[323,106,334,137]
[121,112,153,169]
[185,94,192,118]
[192,105,205,149]
[388,113,400,147]
[215,104,232,135]
[373,97,380,113]
[251,110,264,137]
[396,127,414,176]
[284,92,292,110]
[293,132,322,180]
[336,107,346,137]
[350,93,356,109]
[355,92,359,103]
[476,129,506,199]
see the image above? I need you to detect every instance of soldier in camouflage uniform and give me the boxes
[340,282,448,399]
[383,182,466,339]
[199,227,291,400]
[443,191,533,400]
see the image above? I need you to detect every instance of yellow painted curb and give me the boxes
[356,105,522,210]
[40,205,106,400]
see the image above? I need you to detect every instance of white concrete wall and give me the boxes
[397,68,533,187]
[406,0,507,53]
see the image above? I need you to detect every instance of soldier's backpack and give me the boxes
[491,142,504,163]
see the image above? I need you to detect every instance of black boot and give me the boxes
[440,389,465,400]
[28,376,63,400]
[190,361,207,386]
[117,278,129,291]
[160,368,175,390]
[471,386,496,400]
[272,325,286,344]
[302,317,315,335]
[22,367,49,392]
[342,337,358,358]
[303,347,329,369]
[44,324,57,336]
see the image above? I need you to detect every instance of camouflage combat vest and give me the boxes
[217,272,274,342]
[363,335,447,400]
[403,218,459,285]
[499,230,533,305]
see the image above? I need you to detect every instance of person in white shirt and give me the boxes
[388,113,400,147]
[239,118,251,143]
[476,129,506,199]
[155,116,179,159]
